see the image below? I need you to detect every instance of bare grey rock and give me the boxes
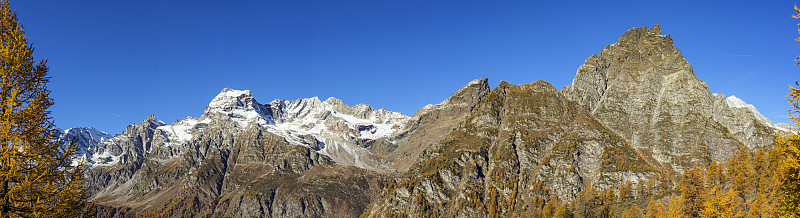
[364,81,663,217]
[561,24,780,174]
[382,78,491,172]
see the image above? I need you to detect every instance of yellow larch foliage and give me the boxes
[644,197,665,218]
[666,194,682,218]
[719,188,739,218]
[621,204,641,218]
[619,181,633,202]
[781,76,800,216]
[701,185,721,218]
[678,167,705,217]
[0,0,88,217]
[706,161,723,188]
[777,127,800,217]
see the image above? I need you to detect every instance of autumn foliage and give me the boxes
[0,0,87,216]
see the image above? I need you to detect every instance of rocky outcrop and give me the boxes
[561,24,781,174]
[78,79,496,217]
[83,115,165,195]
[78,88,415,217]
[710,94,778,149]
[380,78,491,172]
[90,117,386,217]
[364,81,662,217]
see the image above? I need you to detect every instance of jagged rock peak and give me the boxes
[724,95,774,126]
[202,88,273,127]
[440,78,490,106]
[562,24,777,173]
[364,78,660,216]
[649,22,662,35]
[204,88,262,114]
[144,114,165,127]
[324,96,346,107]
[614,23,677,54]
[324,97,377,119]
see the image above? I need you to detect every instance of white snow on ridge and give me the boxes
[69,88,412,169]
[204,88,273,127]
[725,95,750,109]
[775,123,799,134]
[156,118,210,144]
[725,95,774,127]
[324,102,408,140]
[57,127,114,166]
[264,96,409,147]
[62,127,112,145]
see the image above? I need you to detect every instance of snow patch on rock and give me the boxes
[726,95,775,127]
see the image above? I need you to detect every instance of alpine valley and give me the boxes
[58,24,792,217]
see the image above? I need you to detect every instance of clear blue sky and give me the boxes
[10,0,800,134]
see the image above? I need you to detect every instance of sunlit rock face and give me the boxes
[78,78,492,217]
[364,80,663,217]
[561,24,783,174]
[380,78,491,173]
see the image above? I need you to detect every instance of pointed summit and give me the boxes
[440,78,490,107]
[563,24,775,173]
[203,88,272,126]
[649,22,662,35]
[144,114,165,127]
[204,88,260,115]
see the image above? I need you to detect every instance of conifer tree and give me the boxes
[705,161,723,188]
[0,0,87,216]
[666,194,682,218]
[644,197,665,218]
[719,188,738,218]
[784,6,800,214]
[728,146,753,203]
[619,181,633,202]
[678,167,705,217]
[701,185,721,218]
[777,124,800,217]
[621,205,641,218]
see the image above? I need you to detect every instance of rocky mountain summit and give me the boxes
[364,80,664,217]
[561,23,785,174]
[380,78,491,172]
[65,24,789,217]
[363,24,787,217]
[74,79,488,217]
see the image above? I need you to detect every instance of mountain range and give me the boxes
[58,24,791,217]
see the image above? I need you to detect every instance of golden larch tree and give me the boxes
[781,86,800,216]
[644,197,665,218]
[678,166,705,217]
[0,0,87,216]
[665,193,682,218]
[784,5,800,217]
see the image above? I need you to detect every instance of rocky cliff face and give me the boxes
[90,117,386,217]
[561,24,783,174]
[379,78,491,172]
[197,88,410,171]
[364,81,663,217]
[711,94,778,149]
[54,127,112,165]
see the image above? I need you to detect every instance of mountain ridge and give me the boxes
[57,24,792,217]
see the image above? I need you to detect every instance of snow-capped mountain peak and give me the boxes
[203,88,273,126]
[55,127,113,166]
[725,95,774,127]
[66,88,413,170]
[60,127,112,146]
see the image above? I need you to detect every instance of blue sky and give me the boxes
[10,0,800,134]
